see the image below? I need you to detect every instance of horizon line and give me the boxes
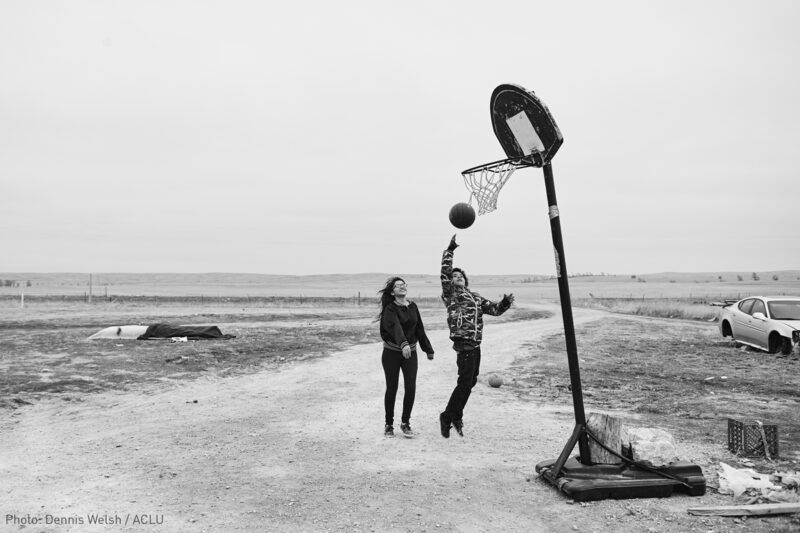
[1,270,799,277]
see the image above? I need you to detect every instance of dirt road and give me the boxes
[0,306,766,532]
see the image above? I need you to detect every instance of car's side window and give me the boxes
[751,300,766,316]
[738,299,755,314]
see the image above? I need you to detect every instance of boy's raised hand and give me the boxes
[447,234,459,252]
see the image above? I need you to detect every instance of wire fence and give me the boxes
[0,293,447,307]
[576,292,800,304]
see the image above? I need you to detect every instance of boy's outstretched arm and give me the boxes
[440,234,458,302]
[480,292,514,316]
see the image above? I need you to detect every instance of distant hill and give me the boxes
[528,271,800,283]
[1,271,799,300]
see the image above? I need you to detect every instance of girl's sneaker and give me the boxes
[400,423,415,438]
[384,424,394,437]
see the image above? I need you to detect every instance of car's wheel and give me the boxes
[768,333,792,355]
[780,337,793,355]
[721,320,732,338]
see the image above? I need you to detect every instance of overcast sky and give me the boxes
[1,1,798,276]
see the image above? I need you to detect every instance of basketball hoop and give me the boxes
[460,156,534,215]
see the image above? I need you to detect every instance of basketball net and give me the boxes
[460,157,533,215]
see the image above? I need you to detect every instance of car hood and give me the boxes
[778,319,800,330]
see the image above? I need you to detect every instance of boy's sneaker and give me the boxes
[439,412,451,438]
[453,419,464,437]
[384,424,394,437]
[400,423,415,438]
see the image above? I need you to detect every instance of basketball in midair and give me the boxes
[487,374,504,388]
[449,202,476,229]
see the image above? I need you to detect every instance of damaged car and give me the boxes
[718,296,800,355]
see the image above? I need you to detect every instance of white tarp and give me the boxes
[87,325,148,340]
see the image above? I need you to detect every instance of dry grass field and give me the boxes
[0,298,548,403]
[1,272,799,532]
[3,270,800,300]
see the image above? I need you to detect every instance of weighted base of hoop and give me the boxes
[536,456,706,502]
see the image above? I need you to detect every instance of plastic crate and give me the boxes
[727,418,779,458]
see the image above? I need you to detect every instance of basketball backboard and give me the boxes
[490,84,563,167]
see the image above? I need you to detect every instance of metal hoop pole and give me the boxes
[542,162,591,466]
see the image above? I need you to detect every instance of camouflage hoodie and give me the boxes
[440,248,511,347]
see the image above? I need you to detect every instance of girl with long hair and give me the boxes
[377,276,435,437]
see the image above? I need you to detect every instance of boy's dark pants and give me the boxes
[443,346,481,422]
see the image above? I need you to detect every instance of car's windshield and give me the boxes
[767,301,800,320]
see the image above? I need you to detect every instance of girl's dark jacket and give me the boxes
[440,248,511,349]
[380,301,434,355]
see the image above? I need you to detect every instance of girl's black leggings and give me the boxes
[381,347,418,426]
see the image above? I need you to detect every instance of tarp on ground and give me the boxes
[88,325,149,340]
[87,324,235,340]
[136,323,235,340]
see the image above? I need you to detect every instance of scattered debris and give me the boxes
[688,462,800,517]
[718,462,779,497]
[688,502,800,517]
[775,471,800,489]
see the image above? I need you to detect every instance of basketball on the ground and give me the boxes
[449,202,476,229]
[487,374,503,388]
